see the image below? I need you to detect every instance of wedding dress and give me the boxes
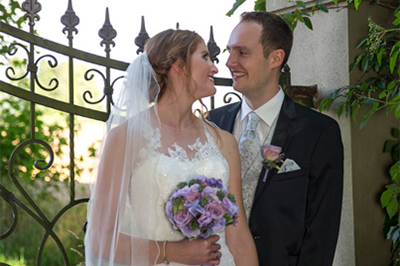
[85,52,236,266]
[125,122,235,266]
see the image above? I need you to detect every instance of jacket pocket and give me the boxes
[272,168,307,182]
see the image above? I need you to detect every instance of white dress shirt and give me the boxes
[233,88,285,144]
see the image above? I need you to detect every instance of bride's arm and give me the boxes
[87,124,222,265]
[219,130,259,266]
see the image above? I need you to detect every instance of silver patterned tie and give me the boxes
[238,112,263,219]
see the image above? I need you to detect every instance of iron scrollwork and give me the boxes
[224,92,242,103]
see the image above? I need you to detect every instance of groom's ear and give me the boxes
[270,49,285,69]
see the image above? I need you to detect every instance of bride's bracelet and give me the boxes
[163,241,170,265]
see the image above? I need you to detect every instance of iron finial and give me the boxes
[22,0,42,27]
[61,0,80,40]
[99,8,117,54]
[134,16,150,54]
[207,26,220,64]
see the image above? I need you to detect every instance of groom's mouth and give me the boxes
[231,71,246,79]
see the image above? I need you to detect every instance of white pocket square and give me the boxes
[277,159,301,174]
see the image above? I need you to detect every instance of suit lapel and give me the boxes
[217,102,241,133]
[252,95,298,203]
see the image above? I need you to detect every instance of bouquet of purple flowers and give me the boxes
[165,176,239,239]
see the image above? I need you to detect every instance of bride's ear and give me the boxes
[171,59,188,76]
[171,59,182,73]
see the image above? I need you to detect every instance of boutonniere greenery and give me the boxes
[261,144,285,182]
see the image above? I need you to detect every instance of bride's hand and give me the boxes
[167,235,222,265]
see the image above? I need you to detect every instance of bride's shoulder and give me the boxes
[105,122,128,148]
[203,121,237,150]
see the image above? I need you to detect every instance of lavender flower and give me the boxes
[166,176,239,240]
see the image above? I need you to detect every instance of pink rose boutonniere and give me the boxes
[262,144,285,182]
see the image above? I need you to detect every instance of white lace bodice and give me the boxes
[130,127,235,266]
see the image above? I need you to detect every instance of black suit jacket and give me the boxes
[208,95,343,266]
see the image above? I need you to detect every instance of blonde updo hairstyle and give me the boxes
[145,29,204,101]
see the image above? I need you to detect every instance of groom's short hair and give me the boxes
[240,12,293,68]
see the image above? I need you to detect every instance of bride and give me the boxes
[84,29,258,266]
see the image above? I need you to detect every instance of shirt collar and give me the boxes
[240,88,285,126]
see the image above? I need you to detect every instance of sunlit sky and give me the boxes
[2,0,257,183]
[30,0,255,78]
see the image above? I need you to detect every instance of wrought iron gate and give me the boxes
[0,1,315,265]
[0,0,238,265]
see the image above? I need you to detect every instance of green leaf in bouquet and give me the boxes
[217,190,225,201]
[227,193,236,203]
[178,182,187,189]
[198,184,205,192]
[200,227,208,234]
[199,198,208,207]
[224,213,234,226]
[189,220,199,230]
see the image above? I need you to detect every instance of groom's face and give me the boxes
[226,21,272,98]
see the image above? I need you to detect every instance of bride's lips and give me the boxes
[208,75,215,83]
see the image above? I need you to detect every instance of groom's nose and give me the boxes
[226,52,237,70]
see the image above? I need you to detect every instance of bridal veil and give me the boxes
[85,52,161,265]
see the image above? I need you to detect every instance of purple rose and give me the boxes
[204,202,225,220]
[174,208,193,228]
[207,178,224,189]
[200,228,213,239]
[185,202,205,217]
[202,186,216,196]
[198,211,213,228]
[211,218,226,233]
[181,225,201,238]
[222,197,239,214]
[174,187,191,198]
[166,201,174,217]
[195,175,207,183]
[190,183,200,192]
[185,191,201,204]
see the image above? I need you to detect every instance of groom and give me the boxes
[209,12,343,266]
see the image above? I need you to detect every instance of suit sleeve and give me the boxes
[298,120,344,266]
